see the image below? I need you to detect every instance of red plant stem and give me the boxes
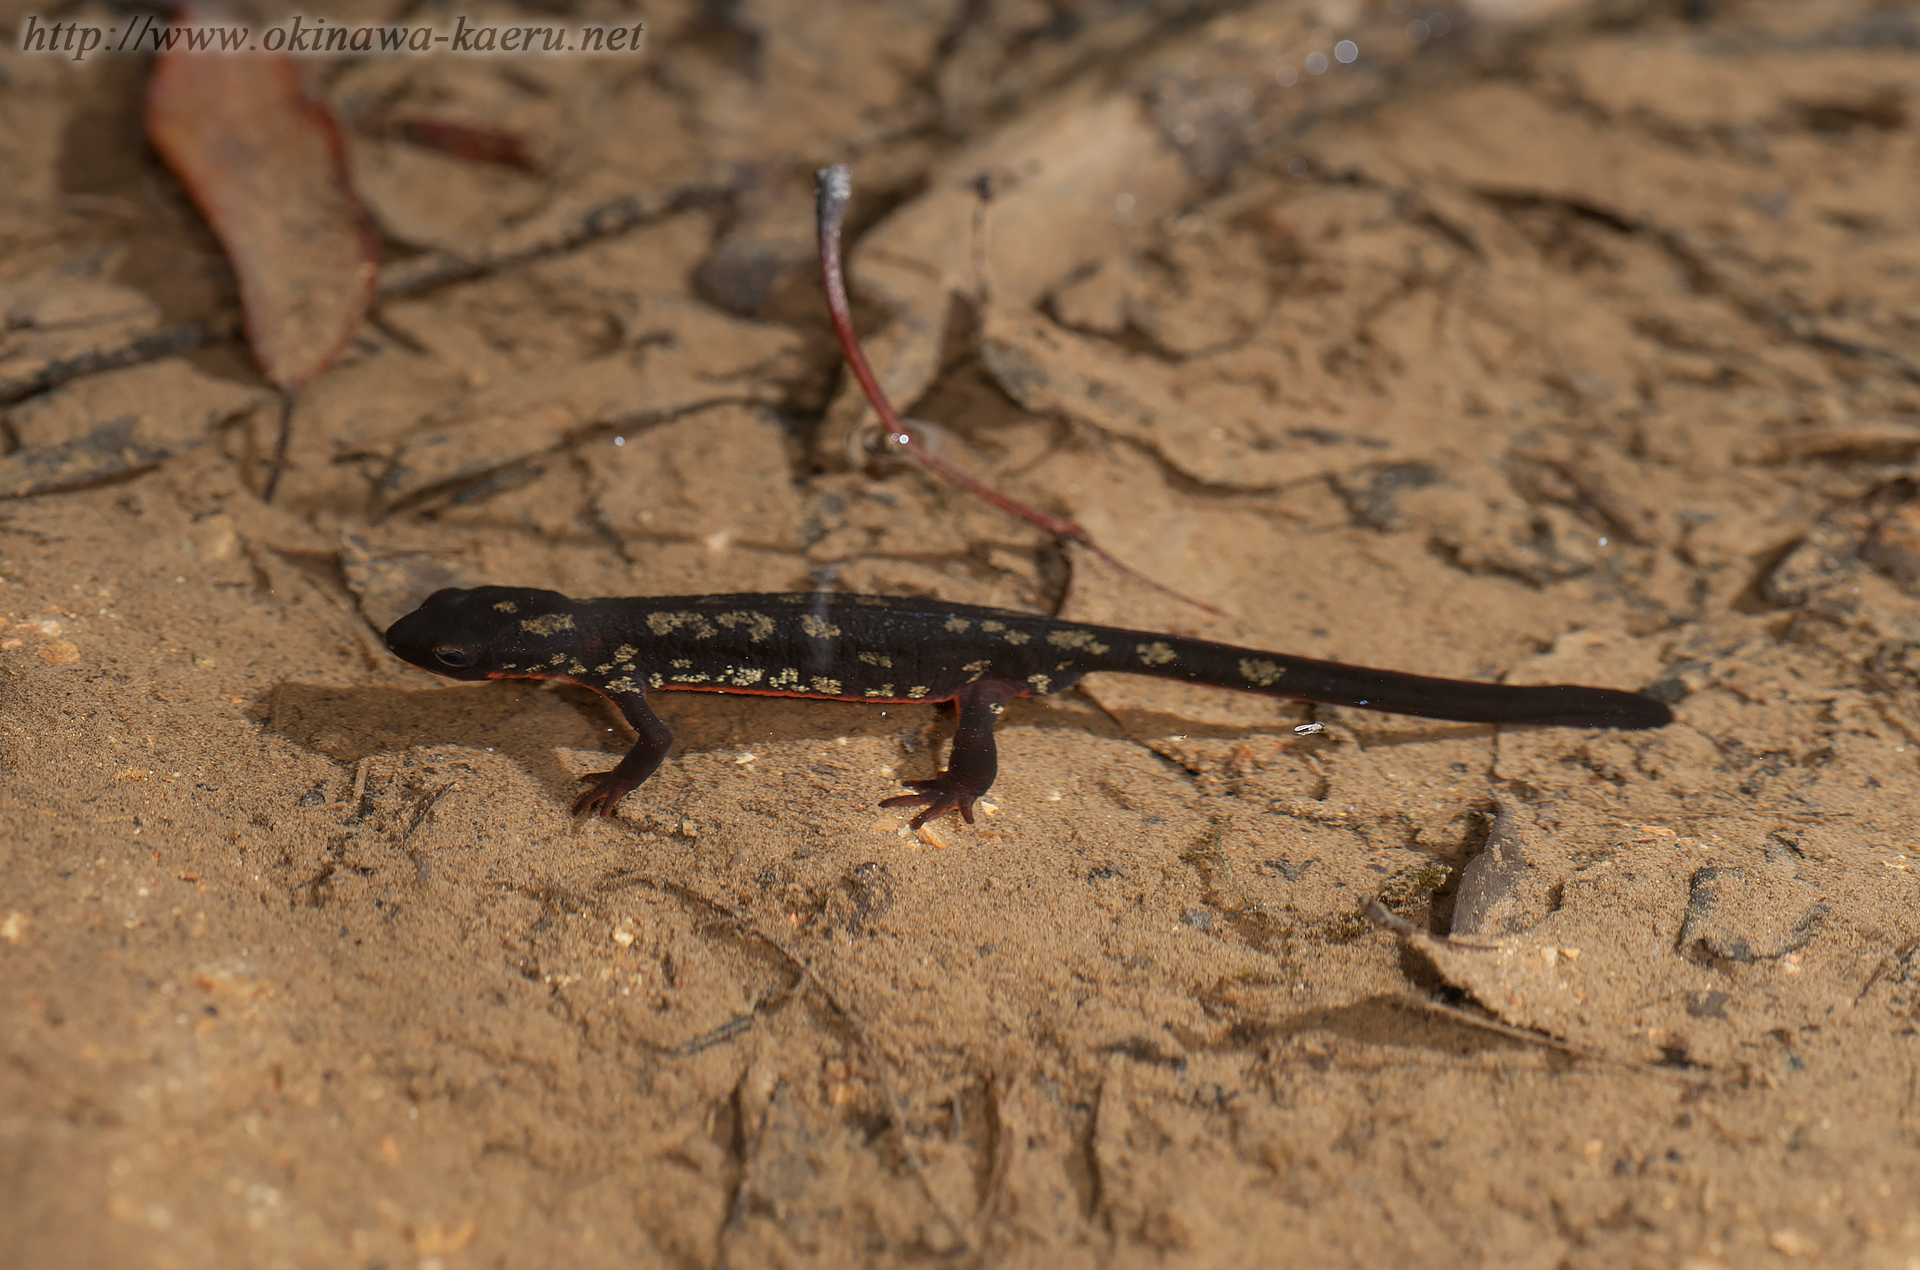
[814,165,1225,619]
[391,117,540,172]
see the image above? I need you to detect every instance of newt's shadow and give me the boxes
[263,681,624,802]
[260,680,1082,807]
[263,677,1515,813]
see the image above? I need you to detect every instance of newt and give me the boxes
[385,587,1671,827]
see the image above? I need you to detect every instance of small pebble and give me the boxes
[39,640,79,665]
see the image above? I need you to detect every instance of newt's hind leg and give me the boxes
[881,679,1023,829]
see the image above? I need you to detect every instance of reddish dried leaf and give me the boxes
[145,22,376,391]
[391,117,542,172]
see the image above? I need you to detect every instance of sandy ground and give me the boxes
[5,0,1920,1266]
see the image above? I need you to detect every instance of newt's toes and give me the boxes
[572,771,631,818]
[880,779,978,828]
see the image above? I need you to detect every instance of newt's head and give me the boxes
[386,586,577,682]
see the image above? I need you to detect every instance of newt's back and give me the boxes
[386,587,1105,703]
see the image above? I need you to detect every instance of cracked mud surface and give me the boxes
[4,2,1920,1266]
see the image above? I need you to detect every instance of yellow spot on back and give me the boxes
[1003,629,1030,645]
[800,614,842,639]
[521,613,574,636]
[857,651,893,668]
[810,677,842,695]
[770,668,800,688]
[908,685,930,699]
[715,611,775,641]
[1240,658,1285,688]
[1136,641,1176,666]
[1047,628,1110,655]
[944,617,971,633]
[865,684,896,697]
[493,600,519,614]
[1028,673,1052,693]
[647,611,716,638]
[670,659,692,670]
[614,645,637,662]
[962,659,990,681]
[730,667,765,686]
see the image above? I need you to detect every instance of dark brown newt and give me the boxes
[385,587,1671,827]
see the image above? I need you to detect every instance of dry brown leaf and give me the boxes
[1373,819,1903,1067]
[145,13,376,392]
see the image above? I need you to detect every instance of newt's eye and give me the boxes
[433,646,476,668]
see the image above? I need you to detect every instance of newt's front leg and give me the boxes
[881,679,1024,829]
[574,689,676,817]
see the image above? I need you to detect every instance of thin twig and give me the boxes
[261,388,296,503]
[814,164,1225,619]
[374,189,710,300]
[0,315,238,406]
[715,1077,780,1270]
[659,878,972,1250]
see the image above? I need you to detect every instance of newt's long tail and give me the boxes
[1077,627,1672,730]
